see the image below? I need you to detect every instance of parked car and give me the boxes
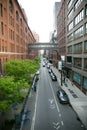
[48,68,52,73]
[50,72,57,81]
[43,63,45,67]
[47,64,50,69]
[36,70,40,75]
[57,89,69,104]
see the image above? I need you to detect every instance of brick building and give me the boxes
[57,0,66,57]
[0,0,36,74]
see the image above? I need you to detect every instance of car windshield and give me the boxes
[60,91,67,97]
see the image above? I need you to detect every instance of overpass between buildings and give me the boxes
[28,42,58,50]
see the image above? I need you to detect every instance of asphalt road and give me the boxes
[31,64,85,130]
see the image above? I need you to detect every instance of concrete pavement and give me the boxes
[51,65,87,130]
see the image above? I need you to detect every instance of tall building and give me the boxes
[49,2,61,67]
[57,0,66,57]
[66,0,87,94]
[53,2,60,30]
[57,0,87,94]
[0,0,36,74]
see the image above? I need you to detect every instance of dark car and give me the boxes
[50,72,57,81]
[48,68,52,73]
[57,89,69,104]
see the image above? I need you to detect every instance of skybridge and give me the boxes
[28,43,58,50]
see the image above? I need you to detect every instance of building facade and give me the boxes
[57,0,66,57]
[0,0,36,74]
[49,2,61,67]
[66,0,87,94]
[57,0,87,94]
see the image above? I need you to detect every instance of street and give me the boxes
[30,63,85,130]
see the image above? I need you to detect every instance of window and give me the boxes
[74,26,83,39]
[74,9,84,25]
[20,18,22,26]
[74,42,82,53]
[84,40,87,52]
[85,4,87,16]
[16,11,19,21]
[67,46,72,53]
[67,21,73,32]
[74,58,82,67]
[68,0,74,9]
[9,0,13,13]
[83,77,87,89]
[85,22,87,34]
[67,33,73,42]
[73,72,81,84]
[0,3,3,16]
[1,22,4,35]
[74,0,83,10]
[67,56,72,63]
[67,8,73,19]
[25,27,27,33]
[84,58,87,69]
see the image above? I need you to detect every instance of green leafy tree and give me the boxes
[4,59,39,81]
[0,76,29,112]
[0,58,40,112]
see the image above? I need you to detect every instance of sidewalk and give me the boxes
[51,66,87,130]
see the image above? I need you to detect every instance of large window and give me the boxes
[83,77,87,89]
[85,4,87,16]
[74,58,82,67]
[67,56,72,63]
[74,9,84,25]
[67,46,72,53]
[84,58,87,69]
[67,21,73,32]
[84,40,87,52]
[0,3,2,16]
[68,0,74,9]
[67,8,73,19]
[67,33,73,42]
[20,18,22,26]
[74,42,82,53]
[85,22,87,34]
[16,11,19,21]
[73,72,81,84]
[74,26,83,39]
[74,0,83,10]
[1,22,4,35]
[9,0,13,13]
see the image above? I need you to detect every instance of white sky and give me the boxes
[18,0,61,42]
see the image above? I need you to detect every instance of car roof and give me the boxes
[58,89,66,93]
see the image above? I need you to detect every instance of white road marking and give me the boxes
[31,82,40,130]
[56,125,60,129]
[48,78,60,113]
[53,122,60,126]
[61,121,64,126]
[50,105,55,109]
[49,99,54,104]
[53,122,60,129]
[59,113,61,117]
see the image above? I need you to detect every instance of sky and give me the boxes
[18,0,61,42]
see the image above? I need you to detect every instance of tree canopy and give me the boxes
[0,58,40,112]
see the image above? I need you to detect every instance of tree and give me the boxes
[0,58,40,112]
[0,76,29,112]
